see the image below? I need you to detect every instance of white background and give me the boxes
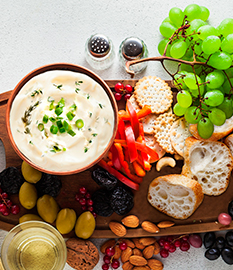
[0,0,233,269]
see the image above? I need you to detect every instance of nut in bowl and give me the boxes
[6,63,118,175]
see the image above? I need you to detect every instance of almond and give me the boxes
[122,215,140,228]
[132,267,150,270]
[139,237,156,246]
[132,238,146,250]
[109,221,127,237]
[141,221,160,233]
[157,221,175,228]
[122,261,134,270]
[129,255,147,266]
[133,248,143,256]
[153,241,160,255]
[121,239,135,249]
[100,239,116,254]
[113,245,122,260]
[121,247,133,263]
[147,259,164,270]
[143,245,155,259]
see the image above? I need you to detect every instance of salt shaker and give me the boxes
[119,36,148,74]
[85,34,115,70]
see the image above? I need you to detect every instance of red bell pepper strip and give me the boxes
[126,100,140,139]
[119,105,152,121]
[125,122,138,163]
[132,160,146,177]
[114,139,159,162]
[98,159,139,190]
[114,143,143,184]
[118,117,126,140]
[110,144,122,170]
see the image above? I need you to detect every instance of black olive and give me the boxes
[35,173,62,197]
[204,232,216,249]
[0,167,24,194]
[228,200,233,218]
[215,236,225,250]
[110,186,134,215]
[221,247,233,265]
[92,189,114,217]
[92,167,118,191]
[225,231,233,247]
[205,248,220,260]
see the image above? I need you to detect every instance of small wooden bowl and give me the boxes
[6,63,118,175]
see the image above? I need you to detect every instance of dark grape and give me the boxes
[228,200,233,218]
[215,236,225,250]
[221,247,233,265]
[225,231,233,247]
[205,248,220,260]
[204,232,216,249]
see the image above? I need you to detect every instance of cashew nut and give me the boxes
[174,154,184,160]
[156,157,176,171]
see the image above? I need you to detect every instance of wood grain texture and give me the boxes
[0,81,232,238]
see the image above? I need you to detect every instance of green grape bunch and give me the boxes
[158,4,233,139]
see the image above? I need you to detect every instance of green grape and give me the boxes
[189,87,205,97]
[225,67,233,78]
[159,22,177,38]
[208,108,226,126]
[205,70,225,89]
[183,47,193,59]
[173,103,187,116]
[184,4,202,21]
[201,35,221,55]
[199,6,210,21]
[197,25,219,40]
[217,18,233,37]
[184,106,201,123]
[177,90,192,108]
[169,7,184,27]
[158,39,171,56]
[217,97,233,118]
[170,40,187,58]
[208,51,232,70]
[201,102,213,117]
[184,73,202,89]
[221,34,233,54]
[185,19,206,38]
[162,17,171,23]
[174,71,188,90]
[197,117,214,139]
[206,85,224,93]
[222,78,233,94]
[204,90,224,106]
[194,40,203,56]
[180,62,194,73]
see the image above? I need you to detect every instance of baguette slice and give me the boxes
[182,137,233,196]
[224,133,233,156]
[148,174,204,219]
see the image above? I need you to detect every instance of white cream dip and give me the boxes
[10,70,115,172]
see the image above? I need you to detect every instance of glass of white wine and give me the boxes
[1,221,67,270]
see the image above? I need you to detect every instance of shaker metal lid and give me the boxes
[122,37,144,61]
[88,34,110,58]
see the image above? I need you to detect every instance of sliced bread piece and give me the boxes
[170,117,191,157]
[224,133,233,156]
[148,174,204,219]
[182,137,233,196]
[189,115,233,141]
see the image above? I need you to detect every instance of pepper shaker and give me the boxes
[119,37,148,74]
[85,34,115,70]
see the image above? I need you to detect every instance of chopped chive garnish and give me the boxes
[63,120,70,131]
[58,97,65,107]
[56,120,63,128]
[66,111,75,121]
[49,101,54,110]
[47,96,54,102]
[99,103,103,109]
[53,84,63,90]
[84,147,88,153]
[38,123,44,131]
[63,148,66,151]
[70,104,77,111]
[92,133,97,137]
[50,125,58,134]
[55,106,63,116]
[59,127,66,133]
[75,119,84,129]
[89,112,92,117]
[49,117,56,122]
[87,94,90,99]
[68,130,76,137]
[43,115,49,123]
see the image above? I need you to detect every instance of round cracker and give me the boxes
[170,117,191,157]
[134,76,173,114]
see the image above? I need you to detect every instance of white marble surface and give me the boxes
[0,0,233,269]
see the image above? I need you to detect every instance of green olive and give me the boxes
[19,182,37,209]
[21,161,42,184]
[19,214,43,224]
[75,211,95,239]
[37,195,59,223]
[56,208,76,234]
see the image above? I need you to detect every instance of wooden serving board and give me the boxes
[0,80,233,238]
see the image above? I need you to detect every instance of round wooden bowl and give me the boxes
[6,63,118,175]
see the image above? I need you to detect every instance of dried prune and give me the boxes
[35,173,62,197]
[0,167,24,194]
[110,186,134,215]
[92,167,118,190]
[92,189,113,217]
